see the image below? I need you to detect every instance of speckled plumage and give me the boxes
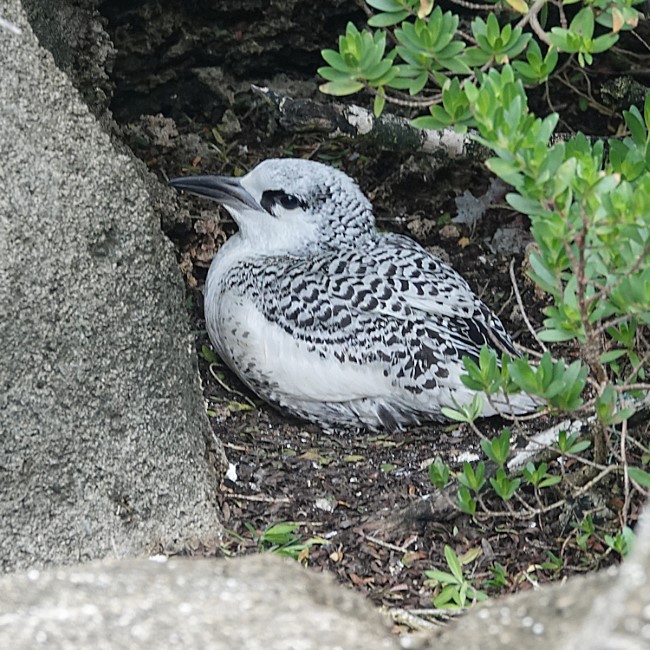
[170,159,537,431]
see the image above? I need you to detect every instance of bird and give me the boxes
[169,158,538,432]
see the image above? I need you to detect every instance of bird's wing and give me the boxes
[251,239,517,376]
[373,233,519,357]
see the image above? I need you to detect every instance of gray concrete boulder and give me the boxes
[0,0,224,572]
[0,513,648,650]
[0,554,399,650]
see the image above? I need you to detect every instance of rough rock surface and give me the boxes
[0,0,223,572]
[22,0,115,116]
[98,0,362,122]
[0,555,399,650]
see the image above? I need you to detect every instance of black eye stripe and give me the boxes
[261,190,304,214]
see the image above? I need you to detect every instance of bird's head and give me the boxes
[169,158,375,253]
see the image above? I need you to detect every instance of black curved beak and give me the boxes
[168,175,263,211]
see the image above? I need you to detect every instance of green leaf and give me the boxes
[486,158,525,186]
[504,0,528,13]
[570,7,595,39]
[539,475,562,488]
[408,71,429,96]
[366,0,403,11]
[528,252,561,296]
[365,58,395,81]
[459,547,482,565]
[481,428,511,466]
[628,466,650,487]
[624,107,646,145]
[319,80,365,95]
[490,468,521,500]
[318,66,357,82]
[200,344,219,364]
[429,456,451,489]
[486,13,499,45]
[508,358,538,394]
[425,568,456,583]
[600,349,627,363]
[433,584,461,609]
[412,114,453,130]
[444,545,464,582]
[373,92,386,117]
[592,33,619,53]
[506,192,544,216]
[440,394,483,423]
[537,328,576,342]
[547,30,570,52]
[321,49,350,72]
[461,47,492,67]
[368,10,410,27]
[459,461,486,493]
[457,486,477,514]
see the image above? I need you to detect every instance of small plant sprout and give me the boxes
[440,394,484,423]
[604,526,635,557]
[247,522,327,562]
[428,456,451,490]
[424,545,488,609]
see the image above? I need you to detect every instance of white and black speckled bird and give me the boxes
[169,158,538,431]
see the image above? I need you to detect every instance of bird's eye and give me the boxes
[261,190,303,215]
[279,194,301,210]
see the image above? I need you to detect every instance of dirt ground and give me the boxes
[123,97,645,630]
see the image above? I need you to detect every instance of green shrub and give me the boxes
[320,1,650,594]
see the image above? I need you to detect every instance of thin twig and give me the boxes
[226,493,291,504]
[516,0,547,30]
[513,490,539,514]
[366,85,441,108]
[529,12,552,46]
[614,383,650,393]
[509,258,547,353]
[209,363,257,408]
[222,441,250,452]
[624,348,650,386]
[489,406,553,422]
[514,342,545,358]
[457,29,478,46]
[449,0,492,11]
[468,419,494,442]
[387,608,443,631]
[408,608,464,617]
[365,534,417,553]
[592,315,640,338]
[555,0,568,29]
[620,411,631,528]
[630,29,650,54]
[516,0,552,46]
[558,74,618,118]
